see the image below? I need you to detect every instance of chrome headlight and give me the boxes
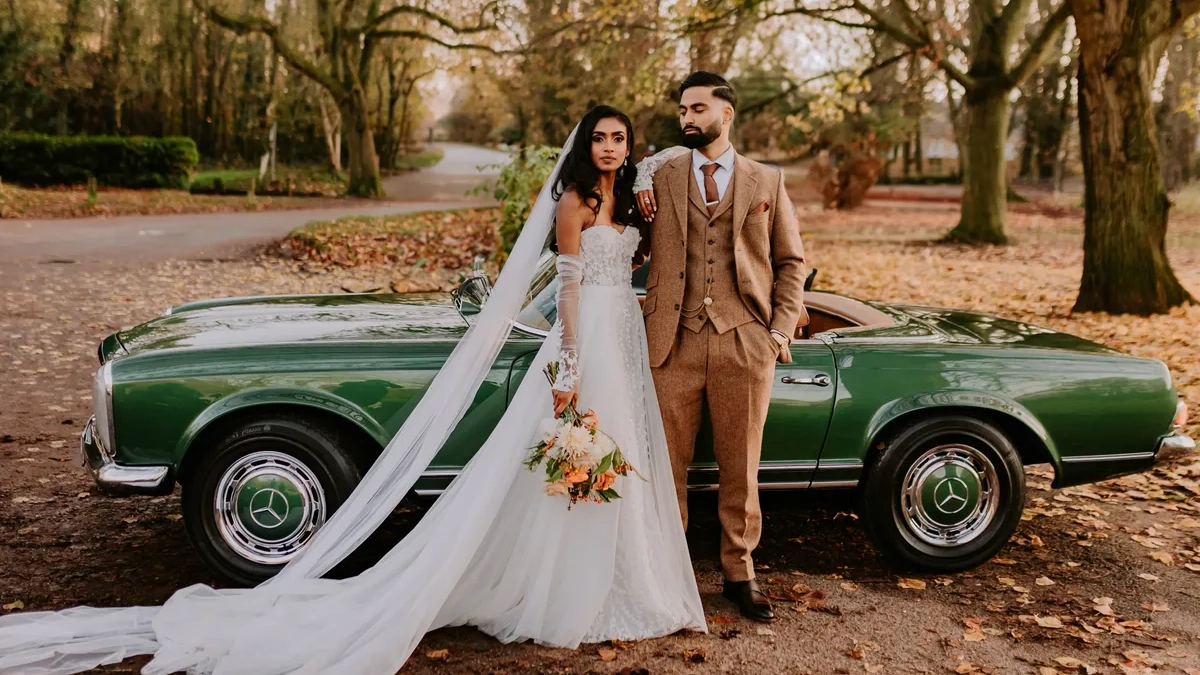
[92,362,115,454]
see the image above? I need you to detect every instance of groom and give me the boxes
[634,72,808,623]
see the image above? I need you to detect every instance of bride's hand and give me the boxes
[636,189,656,221]
[552,389,577,416]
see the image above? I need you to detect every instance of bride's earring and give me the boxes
[618,158,628,179]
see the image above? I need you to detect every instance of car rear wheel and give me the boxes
[860,415,1025,573]
[182,414,363,586]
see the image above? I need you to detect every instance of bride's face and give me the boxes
[590,117,630,174]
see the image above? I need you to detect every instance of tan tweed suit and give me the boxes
[635,151,808,581]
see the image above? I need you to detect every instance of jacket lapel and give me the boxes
[662,153,692,243]
[730,153,759,242]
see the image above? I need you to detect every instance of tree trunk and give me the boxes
[1070,17,1195,314]
[343,96,383,198]
[317,91,342,173]
[56,0,85,135]
[1157,27,1199,191]
[944,91,1010,245]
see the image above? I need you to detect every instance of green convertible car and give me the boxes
[82,249,1194,586]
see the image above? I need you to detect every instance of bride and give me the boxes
[0,104,707,675]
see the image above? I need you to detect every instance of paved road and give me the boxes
[0,143,515,264]
[0,201,470,264]
[383,142,513,202]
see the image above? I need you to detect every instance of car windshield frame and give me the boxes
[510,248,560,338]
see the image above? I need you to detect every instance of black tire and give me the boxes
[860,415,1025,573]
[182,414,363,587]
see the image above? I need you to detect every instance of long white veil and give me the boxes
[0,125,580,675]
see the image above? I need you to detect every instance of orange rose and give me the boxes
[565,468,590,484]
[593,470,617,492]
[581,410,600,431]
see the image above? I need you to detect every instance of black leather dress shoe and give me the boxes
[722,579,775,622]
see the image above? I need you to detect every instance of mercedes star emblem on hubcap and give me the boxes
[248,487,290,529]
[932,476,970,515]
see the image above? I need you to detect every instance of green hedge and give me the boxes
[0,133,199,189]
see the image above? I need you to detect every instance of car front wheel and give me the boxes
[182,414,363,586]
[860,415,1026,573]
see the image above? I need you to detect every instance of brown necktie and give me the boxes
[701,162,720,216]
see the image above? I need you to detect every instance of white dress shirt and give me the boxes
[691,145,735,204]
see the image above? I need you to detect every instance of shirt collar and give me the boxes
[692,145,735,173]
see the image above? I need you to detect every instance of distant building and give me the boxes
[884,100,1022,179]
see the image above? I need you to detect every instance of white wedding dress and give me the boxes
[0,175,706,673]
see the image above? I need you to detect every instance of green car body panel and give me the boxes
[94,288,1183,499]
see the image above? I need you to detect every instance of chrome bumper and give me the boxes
[80,416,172,495]
[1154,431,1196,465]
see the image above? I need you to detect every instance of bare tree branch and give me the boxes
[995,0,1036,47]
[203,2,346,98]
[353,2,499,37]
[770,5,880,31]
[372,29,500,52]
[1003,2,1071,88]
[847,0,978,89]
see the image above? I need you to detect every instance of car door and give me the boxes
[687,340,838,489]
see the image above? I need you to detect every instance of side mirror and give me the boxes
[451,258,492,323]
[804,268,818,292]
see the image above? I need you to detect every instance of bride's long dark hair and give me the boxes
[552,105,646,231]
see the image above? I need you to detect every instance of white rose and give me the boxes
[536,418,559,446]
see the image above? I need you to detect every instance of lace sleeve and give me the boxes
[633,146,689,193]
[552,253,582,393]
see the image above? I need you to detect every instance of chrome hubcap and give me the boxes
[900,444,998,548]
[214,451,326,566]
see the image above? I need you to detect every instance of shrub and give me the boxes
[471,145,560,262]
[0,133,199,189]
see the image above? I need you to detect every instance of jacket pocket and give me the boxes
[642,295,657,316]
[744,211,770,229]
[646,269,660,290]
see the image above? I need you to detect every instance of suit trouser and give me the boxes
[651,319,777,582]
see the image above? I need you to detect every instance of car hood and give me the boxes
[885,303,1121,354]
[115,292,469,355]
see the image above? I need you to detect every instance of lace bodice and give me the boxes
[579,225,642,287]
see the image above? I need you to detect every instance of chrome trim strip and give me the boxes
[693,461,819,473]
[1062,451,1155,464]
[511,321,550,338]
[809,479,859,488]
[816,460,864,468]
[830,335,947,344]
[96,464,171,490]
[416,478,824,497]
[761,481,815,489]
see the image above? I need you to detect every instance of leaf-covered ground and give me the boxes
[1,197,1199,674]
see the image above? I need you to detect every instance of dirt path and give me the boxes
[1,208,1199,674]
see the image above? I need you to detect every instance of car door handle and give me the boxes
[781,373,831,386]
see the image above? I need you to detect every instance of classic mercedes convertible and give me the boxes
[82,250,1193,586]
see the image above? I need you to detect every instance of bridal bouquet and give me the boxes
[523,360,643,509]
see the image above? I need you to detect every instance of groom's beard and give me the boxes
[680,120,722,149]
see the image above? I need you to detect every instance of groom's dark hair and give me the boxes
[678,71,737,111]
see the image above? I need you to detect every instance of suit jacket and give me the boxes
[635,151,809,367]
